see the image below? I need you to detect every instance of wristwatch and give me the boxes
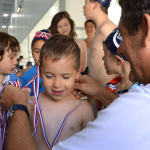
[9,104,30,119]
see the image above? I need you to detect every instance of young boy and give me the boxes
[83,0,117,117]
[28,34,94,150]
[0,32,20,88]
[97,28,139,110]
[0,31,20,149]
[103,28,139,95]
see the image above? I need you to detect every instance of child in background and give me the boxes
[28,34,94,150]
[0,32,20,88]
[48,11,87,73]
[97,28,139,110]
[20,29,51,96]
[16,61,32,77]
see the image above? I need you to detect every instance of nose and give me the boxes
[83,5,85,9]
[14,58,18,65]
[53,77,62,88]
[102,55,104,60]
[62,26,65,31]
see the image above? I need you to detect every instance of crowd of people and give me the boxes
[0,0,150,149]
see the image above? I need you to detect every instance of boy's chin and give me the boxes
[5,71,13,74]
[51,96,63,102]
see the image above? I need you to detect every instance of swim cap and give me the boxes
[31,29,52,47]
[104,28,127,61]
[26,61,32,66]
[95,0,111,9]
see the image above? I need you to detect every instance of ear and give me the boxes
[75,66,83,79]
[93,1,99,10]
[142,14,150,47]
[40,66,42,79]
[114,55,123,66]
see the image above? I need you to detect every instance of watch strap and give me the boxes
[11,104,30,119]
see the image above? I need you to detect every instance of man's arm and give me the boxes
[4,110,37,150]
[72,75,118,107]
[0,85,37,150]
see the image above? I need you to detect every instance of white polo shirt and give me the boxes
[53,84,150,150]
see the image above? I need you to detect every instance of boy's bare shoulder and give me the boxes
[71,96,93,113]
[74,38,85,46]
[77,99,95,127]
[97,20,116,40]
[80,99,93,111]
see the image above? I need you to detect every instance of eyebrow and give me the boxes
[44,72,73,75]
[33,48,40,50]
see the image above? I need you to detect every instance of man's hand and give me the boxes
[73,75,103,100]
[0,85,31,111]
[73,75,118,107]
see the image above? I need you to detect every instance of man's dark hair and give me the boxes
[84,20,96,29]
[0,32,20,61]
[90,0,108,14]
[118,0,150,35]
[19,55,23,59]
[40,34,80,71]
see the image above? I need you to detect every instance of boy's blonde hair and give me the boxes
[40,34,80,71]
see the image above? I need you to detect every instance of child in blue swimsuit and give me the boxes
[20,29,51,95]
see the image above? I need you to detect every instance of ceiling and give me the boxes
[0,0,14,32]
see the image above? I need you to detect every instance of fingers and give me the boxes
[75,75,85,84]
[72,88,86,99]
[72,89,79,96]
[75,92,86,99]
[22,88,31,95]
[74,83,82,90]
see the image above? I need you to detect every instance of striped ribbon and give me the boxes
[0,71,36,150]
[0,79,23,150]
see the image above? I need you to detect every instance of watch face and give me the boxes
[7,107,12,124]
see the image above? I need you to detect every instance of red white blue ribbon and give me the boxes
[0,79,22,150]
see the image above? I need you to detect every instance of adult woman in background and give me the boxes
[48,11,86,73]
[82,20,96,75]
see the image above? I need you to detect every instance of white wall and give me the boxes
[19,0,121,68]
[9,0,56,43]
[20,0,59,67]
[66,0,87,39]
